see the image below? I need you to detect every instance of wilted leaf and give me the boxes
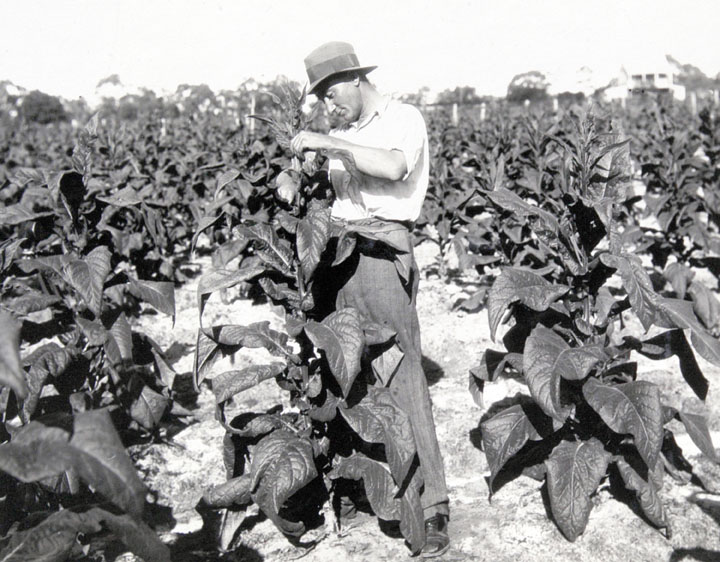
[487,268,569,341]
[304,308,363,397]
[545,438,611,541]
[250,431,317,536]
[583,378,663,471]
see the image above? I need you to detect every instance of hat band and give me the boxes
[307,52,361,84]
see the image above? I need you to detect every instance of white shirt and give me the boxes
[327,99,429,222]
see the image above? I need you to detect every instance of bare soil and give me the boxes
[127,242,720,562]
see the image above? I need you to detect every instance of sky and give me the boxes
[1,0,718,103]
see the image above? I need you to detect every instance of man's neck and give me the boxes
[357,85,385,123]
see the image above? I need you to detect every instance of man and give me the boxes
[290,41,450,558]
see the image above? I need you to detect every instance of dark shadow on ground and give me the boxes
[689,492,720,527]
[669,548,720,562]
[422,355,445,386]
[167,530,264,561]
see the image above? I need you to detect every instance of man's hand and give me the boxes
[290,132,337,157]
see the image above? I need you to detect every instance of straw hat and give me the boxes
[304,41,377,95]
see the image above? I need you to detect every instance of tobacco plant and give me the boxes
[473,108,720,541]
[0,117,177,559]
[195,86,426,554]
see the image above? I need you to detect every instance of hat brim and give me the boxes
[308,65,377,95]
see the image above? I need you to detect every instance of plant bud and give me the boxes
[275,170,300,204]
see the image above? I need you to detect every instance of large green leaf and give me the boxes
[304,308,364,397]
[545,438,611,541]
[212,363,286,404]
[68,409,147,517]
[634,329,708,400]
[0,422,72,482]
[600,253,657,330]
[204,322,291,359]
[62,246,112,317]
[487,268,569,341]
[615,456,668,530]
[296,206,331,280]
[196,265,264,328]
[338,387,416,486]
[678,411,719,463]
[249,431,317,537]
[583,378,663,471]
[128,278,175,319]
[656,297,720,367]
[240,223,295,276]
[688,281,720,333]
[481,402,558,490]
[524,326,575,422]
[330,453,399,520]
[203,473,253,508]
[0,507,171,562]
[22,343,71,420]
[0,410,145,516]
[0,311,28,399]
[129,382,169,430]
[2,292,61,316]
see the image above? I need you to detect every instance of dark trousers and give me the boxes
[315,224,449,518]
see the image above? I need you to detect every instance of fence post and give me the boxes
[689,91,697,114]
[248,92,257,137]
[714,89,719,107]
[451,103,459,126]
[480,102,486,121]
[553,97,559,112]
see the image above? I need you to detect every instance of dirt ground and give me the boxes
[127,242,720,562]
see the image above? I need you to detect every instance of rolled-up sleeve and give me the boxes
[388,105,427,181]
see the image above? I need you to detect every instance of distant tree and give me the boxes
[175,83,217,114]
[667,55,720,93]
[507,71,550,103]
[96,74,123,89]
[399,86,431,106]
[436,86,483,105]
[557,91,586,106]
[20,90,68,124]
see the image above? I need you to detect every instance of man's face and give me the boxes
[319,76,362,125]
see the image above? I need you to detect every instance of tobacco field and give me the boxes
[1,91,720,561]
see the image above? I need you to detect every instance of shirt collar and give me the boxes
[348,96,391,131]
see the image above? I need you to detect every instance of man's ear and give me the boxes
[351,74,361,87]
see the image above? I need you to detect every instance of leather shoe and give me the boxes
[422,513,449,558]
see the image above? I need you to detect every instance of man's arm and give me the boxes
[290,131,407,181]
